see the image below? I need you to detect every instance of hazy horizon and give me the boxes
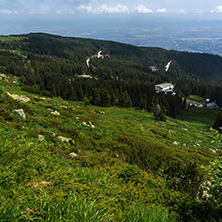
[1,0,222,55]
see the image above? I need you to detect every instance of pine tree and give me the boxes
[182,97,187,109]
[213,111,222,131]
[101,88,111,107]
[77,86,83,101]
[154,104,166,121]
[51,83,57,97]
[92,88,101,106]
[158,109,167,121]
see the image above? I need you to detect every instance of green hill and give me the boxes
[4,32,222,83]
[0,74,222,221]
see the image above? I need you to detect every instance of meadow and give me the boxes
[0,76,221,221]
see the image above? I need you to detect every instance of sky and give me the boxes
[1,0,222,17]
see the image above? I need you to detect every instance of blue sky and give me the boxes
[1,0,222,17]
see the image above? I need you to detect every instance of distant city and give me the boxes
[75,26,222,56]
[72,17,222,56]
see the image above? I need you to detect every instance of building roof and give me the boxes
[206,102,219,108]
[155,83,173,89]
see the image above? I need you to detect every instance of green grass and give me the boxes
[0,35,27,42]
[187,95,204,103]
[0,79,221,221]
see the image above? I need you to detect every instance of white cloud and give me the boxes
[78,4,129,14]
[28,6,50,15]
[0,9,18,14]
[177,9,186,14]
[211,6,222,13]
[156,8,167,13]
[134,5,153,14]
[56,8,75,15]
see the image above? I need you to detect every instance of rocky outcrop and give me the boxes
[7,92,30,102]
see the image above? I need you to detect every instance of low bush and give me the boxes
[21,85,52,97]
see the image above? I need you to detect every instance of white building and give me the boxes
[155,83,174,94]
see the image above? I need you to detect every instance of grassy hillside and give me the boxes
[0,75,221,221]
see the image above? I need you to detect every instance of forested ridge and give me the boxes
[1,32,222,115]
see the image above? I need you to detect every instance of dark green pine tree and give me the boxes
[182,97,187,109]
[158,109,167,121]
[144,97,148,110]
[139,97,144,110]
[101,88,111,107]
[148,96,158,112]
[213,111,222,131]
[67,85,77,101]
[154,104,166,121]
[76,86,83,101]
[120,91,133,107]
[51,83,57,97]
[61,85,69,99]
[92,88,101,106]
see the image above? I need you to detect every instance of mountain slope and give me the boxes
[1,32,222,84]
[0,75,221,221]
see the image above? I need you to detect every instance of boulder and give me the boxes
[38,135,45,141]
[13,109,26,118]
[173,141,179,146]
[57,136,75,144]
[69,152,77,158]
[0,73,7,78]
[51,110,60,116]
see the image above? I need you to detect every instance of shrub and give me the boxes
[21,85,52,97]
[154,104,167,121]
[201,156,222,204]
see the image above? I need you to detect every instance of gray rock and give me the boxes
[57,136,75,144]
[173,141,179,146]
[13,109,26,118]
[51,110,60,116]
[69,152,77,158]
[38,135,45,141]
[8,93,30,102]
